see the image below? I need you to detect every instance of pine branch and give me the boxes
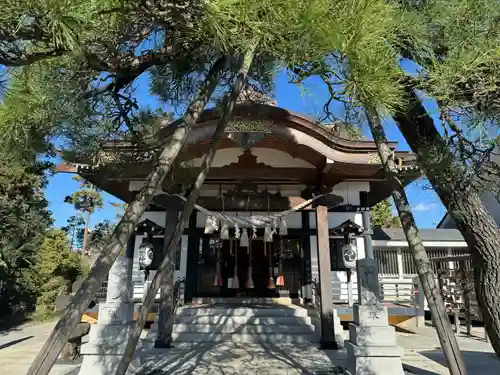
[112,92,144,146]
[0,49,65,66]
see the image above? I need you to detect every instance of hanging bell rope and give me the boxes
[264,196,273,242]
[245,239,254,289]
[240,196,250,247]
[231,243,240,289]
[220,195,229,239]
[227,239,233,288]
[267,242,276,289]
[213,245,222,287]
[279,217,288,236]
[276,239,284,287]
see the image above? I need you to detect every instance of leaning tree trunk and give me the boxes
[27,57,229,375]
[394,87,500,355]
[366,107,468,375]
[114,45,257,375]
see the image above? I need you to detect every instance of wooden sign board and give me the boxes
[225,120,273,133]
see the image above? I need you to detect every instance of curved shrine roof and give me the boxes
[57,103,418,206]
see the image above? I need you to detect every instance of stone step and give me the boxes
[191,297,297,305]
[177,306,310,318]
[174,315,313,325]
[172,323,316,334]
[171,332,319,344]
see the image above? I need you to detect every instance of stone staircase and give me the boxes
[144,299,320,347]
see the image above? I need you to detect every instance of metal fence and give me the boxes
[373,246,470,279]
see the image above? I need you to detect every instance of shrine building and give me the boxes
[57,101,421,323]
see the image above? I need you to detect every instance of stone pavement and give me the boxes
[397,324,499,375]
[1,321,499,375]
[0,321,79,375]
[127,329,500,375]
[130,341,344,374]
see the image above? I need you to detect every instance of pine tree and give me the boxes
[0,153,52,318]
[290,0,500,358]
[391,0,500,354]
[64,176,103,254]
[62,215,85,251]
[370,199,401,228]
[0,2,417,373]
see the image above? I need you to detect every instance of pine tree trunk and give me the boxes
[155,197,181,348]
[82,211,91,256]
[394,87,500,355]
[366,107,468,375]
[27,57,229,375]
[114,45,257,375]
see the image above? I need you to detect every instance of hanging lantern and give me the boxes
[240,228,249,247]
[138,242,154,270]
[220,221,229,240]
[204,215,218,234]
[279,218,288,236]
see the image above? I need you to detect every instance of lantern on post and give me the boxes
[138,241,154,281]
[329,219,363,307]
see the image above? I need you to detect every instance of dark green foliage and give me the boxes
[34,230,83,315]
[0,154,52,317]
[89,220,114,252]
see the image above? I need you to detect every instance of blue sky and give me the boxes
[46,70,447,229]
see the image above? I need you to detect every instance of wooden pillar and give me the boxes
[316,205,338,349]
[184,212,199,303]
[301,211,312,301]
[155,198,181,348]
